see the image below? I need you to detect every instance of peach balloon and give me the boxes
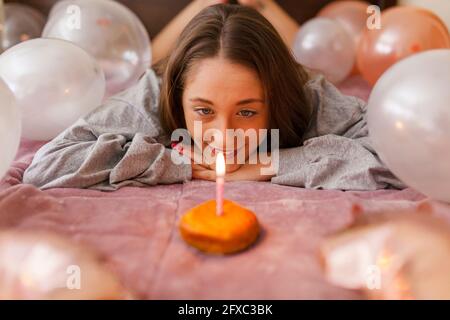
[318,1,371,74]
[399,0,450,33]
[357,6,450,86]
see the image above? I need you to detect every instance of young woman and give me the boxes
[23,3,404,191]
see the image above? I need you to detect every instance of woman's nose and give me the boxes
[210,118,232,149]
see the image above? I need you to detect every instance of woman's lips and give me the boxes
[210,146,245,159]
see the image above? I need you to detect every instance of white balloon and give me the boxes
[0,78,21,180]
[368,49,450,202]
[293,18,355,84]
[0,38,105,141]
[43,0,151,97]
[399,0,450,33]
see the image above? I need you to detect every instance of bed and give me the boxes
[3,75,448,300]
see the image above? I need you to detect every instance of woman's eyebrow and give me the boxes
[189,97,265,106]
[236,98,265,106]
[189,97,214,105]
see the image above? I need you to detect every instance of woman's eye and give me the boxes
[238,110,256,117]
[195,108,213,116]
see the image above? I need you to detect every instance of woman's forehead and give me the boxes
[183,57,264,101]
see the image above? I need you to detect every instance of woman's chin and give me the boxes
[202,162,242,174]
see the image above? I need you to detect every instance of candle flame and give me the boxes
[216,151,225,177]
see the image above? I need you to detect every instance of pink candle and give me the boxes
[216,152,225,216]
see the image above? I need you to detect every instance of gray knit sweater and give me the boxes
[22,68,405,191]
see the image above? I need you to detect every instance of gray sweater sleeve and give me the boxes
[271,75,406,191]
[23,69,192,191]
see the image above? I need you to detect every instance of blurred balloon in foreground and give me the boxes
[293,18,355,83]
[318,0,371,74]
[0,230,127,299]
[43,0,151,97]
[0,38,105,141]
[0,78,21,181]
[321,204,450,299]
[367,49,450,202]
[357,6,450,85]
[399,0,450,33]
[2,3,46,51]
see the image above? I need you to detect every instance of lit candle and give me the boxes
[216,151,225,216]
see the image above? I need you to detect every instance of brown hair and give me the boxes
[158,4,312,148]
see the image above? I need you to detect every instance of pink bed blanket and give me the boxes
[1,76,448,299]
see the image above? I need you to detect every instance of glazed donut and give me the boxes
[179,199,260,254]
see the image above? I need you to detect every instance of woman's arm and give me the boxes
[271,134,405,191]
[23,69,191,191]
[152,0,226,65]
[238,0,300,48]
[270,76,406,191]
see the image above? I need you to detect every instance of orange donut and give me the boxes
[179,199,260,254]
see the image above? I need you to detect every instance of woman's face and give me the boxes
[182,57,270,173]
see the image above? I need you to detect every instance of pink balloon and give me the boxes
[318,0,371,74]
[318,1,370,43]
[293,18,355,83]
